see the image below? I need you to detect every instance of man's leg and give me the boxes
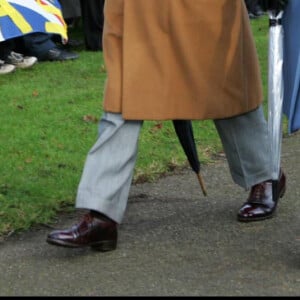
[214,105,272,189]
[214,105,286,221]
[19,33,79,61]
[80,0,105,51]
[47,112,142,250]
[0,40,14,59]
[76,112,142,223]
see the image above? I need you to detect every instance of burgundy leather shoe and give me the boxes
[237,170,286,222]
[46,211,117,251]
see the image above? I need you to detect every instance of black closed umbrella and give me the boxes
[173,120,207,196]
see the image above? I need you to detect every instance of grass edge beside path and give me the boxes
[0,16,278,239]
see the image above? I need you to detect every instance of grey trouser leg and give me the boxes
[214,105,272,189]
[76,113,142,223]
[76,106,272,223]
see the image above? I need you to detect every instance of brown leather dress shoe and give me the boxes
[237,170,286,222]
[46,211,117,251]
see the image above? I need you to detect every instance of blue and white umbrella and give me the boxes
[0,0,67,42]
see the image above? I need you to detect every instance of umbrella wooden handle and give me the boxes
[197,173,207,196]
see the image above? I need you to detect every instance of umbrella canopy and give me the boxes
[172,120,207,196]
[267,9,284,180]
[282,0,300,134]
[0,0,67,42]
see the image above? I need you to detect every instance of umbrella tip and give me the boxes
[197,173,208,197]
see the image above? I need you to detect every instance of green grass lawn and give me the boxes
[0,16,281,237]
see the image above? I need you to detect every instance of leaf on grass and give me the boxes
[100,64,106,73]
[32,90,39,97]
[83,115,98,123]
[150,122,163,133]
[56,144,64,149]
[25,158,32,163]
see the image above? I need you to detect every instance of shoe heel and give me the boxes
[91,240,117,252]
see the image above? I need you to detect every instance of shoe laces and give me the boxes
[71,213,93,235]
[7,51,24,63]
[248,181,271,203]
[251,183,266,200]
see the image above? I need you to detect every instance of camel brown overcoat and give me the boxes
[102,0,263,120]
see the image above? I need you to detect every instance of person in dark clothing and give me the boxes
[59,0,105,51]
[245,0,264,18]
[14,32,79,62]
[80,0,105,51]
[0,38,37,71]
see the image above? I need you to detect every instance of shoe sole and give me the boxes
[90,240,117,252]
[237,212,276,222]
[237,186,286,222]
[46,238,117,252]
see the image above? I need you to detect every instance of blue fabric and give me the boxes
[0,0,67,42]
[282,0,300,134]
[21,32,56,58]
